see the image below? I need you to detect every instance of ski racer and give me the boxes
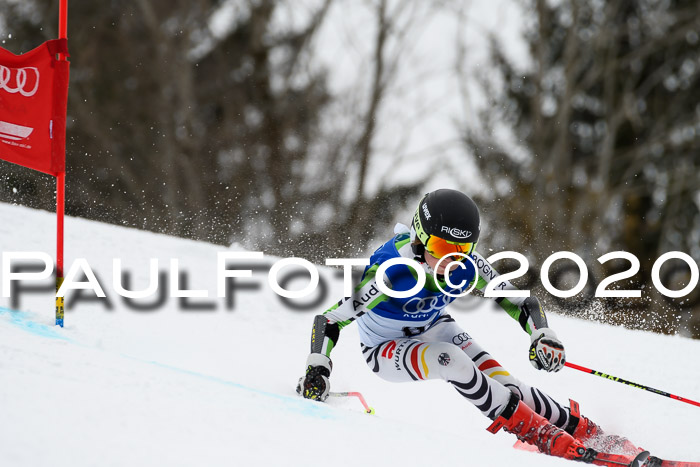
[297,188,639,464]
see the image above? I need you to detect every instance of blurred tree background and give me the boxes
[0,0,423,259]
[463,0,700,336]
[1,0,698,337]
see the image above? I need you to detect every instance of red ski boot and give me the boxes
[566,399,603,440]
[488,394,595,462]
[566,399,641,455]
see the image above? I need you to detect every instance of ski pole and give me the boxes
[565,361,700,408]
[329,391,375,414]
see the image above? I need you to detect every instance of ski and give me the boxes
[630,452,652,467]
[513,442,651,467]
[512,444,700,467]
[644,457,700,467]
[589,450,648,467]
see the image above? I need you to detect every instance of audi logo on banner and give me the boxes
[0,66,40,97]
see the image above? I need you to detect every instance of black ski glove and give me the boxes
[296,353,332,401]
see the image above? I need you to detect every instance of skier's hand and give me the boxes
[296,353,331,401]
[529,328,565,372]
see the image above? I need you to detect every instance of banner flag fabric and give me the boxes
[0,38,70,176]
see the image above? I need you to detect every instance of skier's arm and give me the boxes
[309,270,379,357]
[471,250,566,372]
[298,272,380,400]
[470,250,548,334]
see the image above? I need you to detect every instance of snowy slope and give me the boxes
[1,203,699,467]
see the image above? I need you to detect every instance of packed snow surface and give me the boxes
[1,203,699,466]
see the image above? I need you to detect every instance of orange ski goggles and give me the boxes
[424,235,475,259]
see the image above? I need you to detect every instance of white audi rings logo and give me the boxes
[402,294,457,314]
[0,66,40,97]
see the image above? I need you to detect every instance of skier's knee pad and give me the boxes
[423,342,478,381]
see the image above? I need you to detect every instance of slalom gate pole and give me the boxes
[565,362,700,408]
[55,0,68,327]
[329,392,375,414]
[55,172,65,327]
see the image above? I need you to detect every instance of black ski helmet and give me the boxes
[411,189,480,257]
